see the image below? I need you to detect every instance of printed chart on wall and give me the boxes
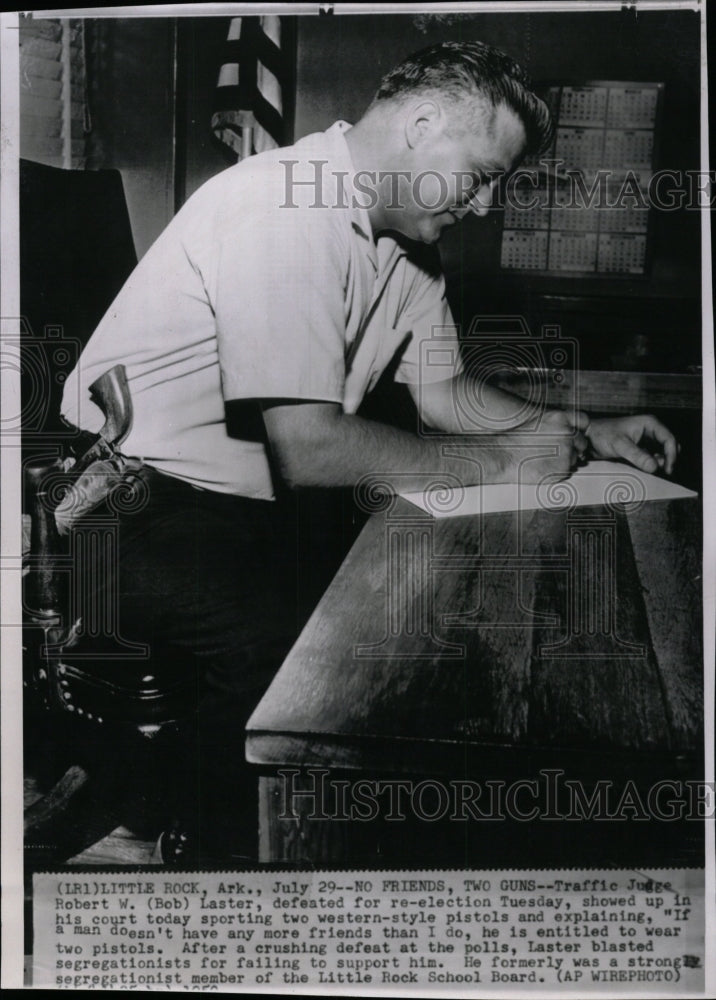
[501,82,662,275]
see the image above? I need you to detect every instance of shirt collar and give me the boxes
[325,120,378,271]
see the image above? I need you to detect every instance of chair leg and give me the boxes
[24,763,89,835]
[24,748,147,863]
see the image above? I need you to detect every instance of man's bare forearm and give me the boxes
[453,378,544,431]
[413,375,575,434]
[262,402,513,492]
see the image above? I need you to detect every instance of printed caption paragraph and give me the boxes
[33,868,704,992]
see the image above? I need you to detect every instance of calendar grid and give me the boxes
[500,80,663,276]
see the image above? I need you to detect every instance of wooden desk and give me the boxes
[247,493,703,867]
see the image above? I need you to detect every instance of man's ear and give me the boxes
[404,99,443,149]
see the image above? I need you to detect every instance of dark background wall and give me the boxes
[176,17,245,207]
[293,10,699,152]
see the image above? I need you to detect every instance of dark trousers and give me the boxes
[74,466,303,853]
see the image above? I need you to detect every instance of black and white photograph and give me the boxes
[1,0,713,993]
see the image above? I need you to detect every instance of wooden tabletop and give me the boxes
[247,493,702,778]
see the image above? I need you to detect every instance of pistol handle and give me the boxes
[89,364,133,446]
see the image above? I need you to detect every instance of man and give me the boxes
[61,41,677,862]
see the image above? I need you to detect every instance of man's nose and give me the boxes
[468,181,496,217]
[451,181,496,220]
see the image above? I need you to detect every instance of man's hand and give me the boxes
[585,415,679,475]
[504,408,589,484]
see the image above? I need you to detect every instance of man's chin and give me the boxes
[416,225,442,245]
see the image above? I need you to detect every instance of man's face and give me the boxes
[384,101,527,245]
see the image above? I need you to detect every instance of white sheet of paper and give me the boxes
[399,460,697,518]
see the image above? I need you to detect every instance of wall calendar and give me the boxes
[500,81,663,276]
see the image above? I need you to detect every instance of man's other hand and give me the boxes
[586,415,679,475]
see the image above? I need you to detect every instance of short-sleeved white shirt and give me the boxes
[62,121,462,500]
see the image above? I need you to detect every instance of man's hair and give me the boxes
[373,40,553,155]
